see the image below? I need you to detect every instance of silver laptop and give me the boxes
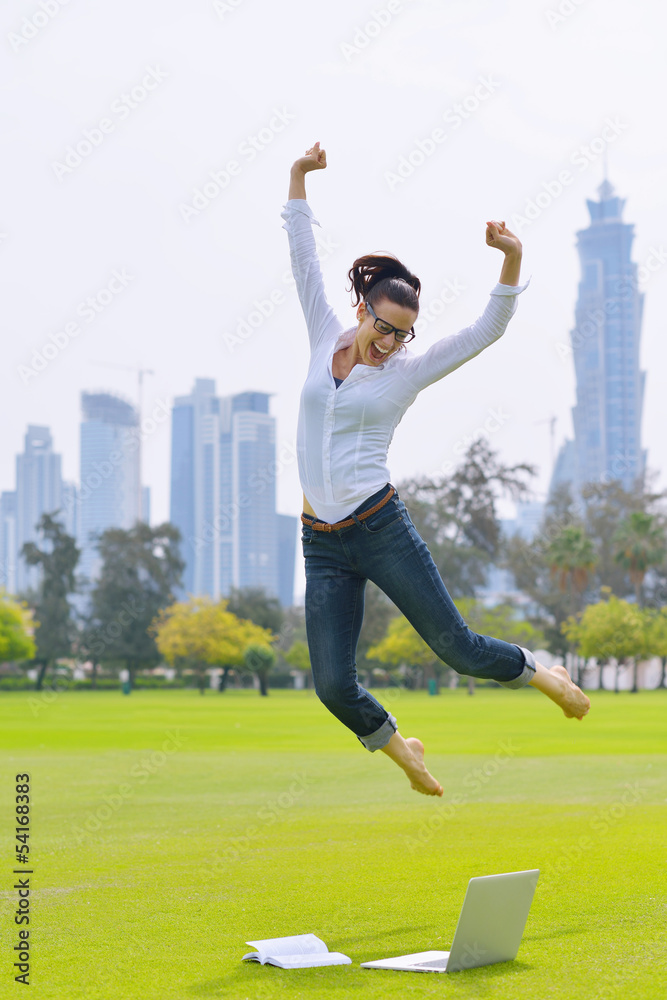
[360,869,539,973]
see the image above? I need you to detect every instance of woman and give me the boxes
[282,142,590,798]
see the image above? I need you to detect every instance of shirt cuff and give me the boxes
[489,275,531,296]
[280,199,321,228]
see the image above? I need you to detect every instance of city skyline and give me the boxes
[0,380,297,607]
[170,381,297,606]
[0,165,659,607]
[1,1,666,609]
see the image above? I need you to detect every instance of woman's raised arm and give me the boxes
[281,141,342,351]
[288,141,327,200]
[485,219,522,286]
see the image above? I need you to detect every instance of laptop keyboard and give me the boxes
[415,958,449,969]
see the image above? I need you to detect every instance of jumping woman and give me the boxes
[282,141,590,798]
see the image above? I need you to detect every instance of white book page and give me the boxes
[268,952,351,969]
[242,933,328,963]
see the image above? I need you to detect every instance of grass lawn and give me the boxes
[1,685,666,999]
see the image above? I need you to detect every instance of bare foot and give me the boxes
[403,737,444,796]
[549,665,591,719]
[380,732,443,796]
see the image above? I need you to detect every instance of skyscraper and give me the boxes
[551,180,646,500]
[170,378,222,598]
[15,426,63,594]
[0,491,18,595]
[78,391,141,587]
[170,381,296,605]
[231,392,279,595]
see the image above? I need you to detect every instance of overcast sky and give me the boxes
[2,0,665,601]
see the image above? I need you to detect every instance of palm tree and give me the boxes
[547,525,598,614]
[547,525,598,684]
[613,512,666,609]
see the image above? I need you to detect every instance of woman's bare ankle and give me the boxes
[380,732,443,796]
[528,661,590,719]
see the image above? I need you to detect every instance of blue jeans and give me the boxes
[302,484,536,752]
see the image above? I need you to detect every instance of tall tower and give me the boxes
[170,378,224,598]
[15,426,63,594]
[170,382,296,605]
[0,491,18,595]
[78,391,141,588]
[550,180,646,500]
[229,392,278,596]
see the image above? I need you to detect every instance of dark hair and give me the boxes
[346,253,421,318]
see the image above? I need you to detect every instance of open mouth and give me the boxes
[370,342,390,362]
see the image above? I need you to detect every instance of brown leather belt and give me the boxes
[301,486,396,532]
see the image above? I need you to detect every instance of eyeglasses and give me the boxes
[365,302,415,343]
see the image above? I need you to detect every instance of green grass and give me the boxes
[1,686,666,1000]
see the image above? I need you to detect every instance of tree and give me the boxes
[546,526,597,617]
[398,438,536,598]
[243,643,276,696]
[150,597,273,694]
[90,522,184,688]
[450,597,545,694]
[20,512,79,690]
[0,592,36,662]
[545,523,597,683]
[368,615,441,688]
[355,581,401,680]
[562,591,645,692]
[582,476,666,600]
[642,606,667,690]
[500,482,585,657]
[226,586,284,633]
[283,639,311,678]
[612,511,666,608]
[456,597,545,650]
[500,477,667,662]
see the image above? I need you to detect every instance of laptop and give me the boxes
[360,869,539,973]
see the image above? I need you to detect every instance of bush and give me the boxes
[133,676,185,689]
[0,676,35,691]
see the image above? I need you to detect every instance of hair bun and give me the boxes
[346,252,421,310]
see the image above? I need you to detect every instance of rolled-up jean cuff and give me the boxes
[497,645,537,690]
[356,712,398,752]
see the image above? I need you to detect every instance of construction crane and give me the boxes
[534,414,557,478]
[90,361,155,522]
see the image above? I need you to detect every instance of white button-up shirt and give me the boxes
[281,198,530,524]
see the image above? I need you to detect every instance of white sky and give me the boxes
[2,0,665,602]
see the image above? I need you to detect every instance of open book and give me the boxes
[242,933,351,969]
